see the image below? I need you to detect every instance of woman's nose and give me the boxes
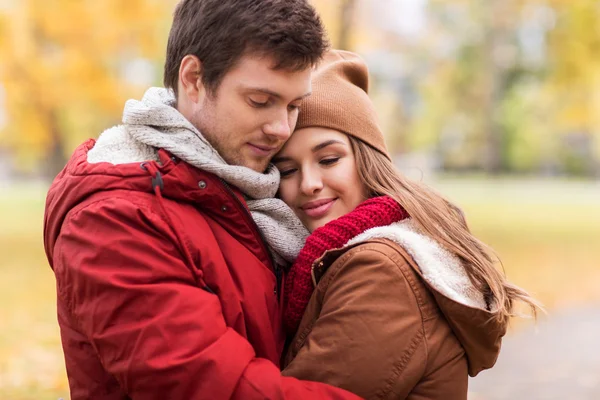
[300,168,323,195]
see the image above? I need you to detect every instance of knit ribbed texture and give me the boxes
[296,50,390,160]
[283,196,409,335]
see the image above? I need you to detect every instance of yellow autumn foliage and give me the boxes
[0,0,177,171]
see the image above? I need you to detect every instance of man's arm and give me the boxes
[54,198,360,399]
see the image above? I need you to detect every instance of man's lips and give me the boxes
[247,143,278,156]
[300,198,337,219]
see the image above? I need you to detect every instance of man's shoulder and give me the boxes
[87,125,158,165]
[65,189,163,226]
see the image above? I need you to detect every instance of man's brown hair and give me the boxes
[164,0,328,97]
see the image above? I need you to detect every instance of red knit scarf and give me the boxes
[283,195,409,335]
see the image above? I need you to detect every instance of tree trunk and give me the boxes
[481,0,506,174]
[45,109,66,181]
[338,0,357,50]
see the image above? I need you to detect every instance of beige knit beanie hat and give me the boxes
[295,49,390,160]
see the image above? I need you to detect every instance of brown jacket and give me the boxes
[282,222,507,400]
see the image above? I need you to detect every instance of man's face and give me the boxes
[190,54,312,172]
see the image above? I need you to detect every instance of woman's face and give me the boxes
[273,127,367,232]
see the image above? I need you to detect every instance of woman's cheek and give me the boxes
[279,181,295,207]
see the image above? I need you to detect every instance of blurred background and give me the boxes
[1,0,599,399]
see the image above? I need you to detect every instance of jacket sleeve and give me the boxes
[282,242,445,400]
[54,198,360,400]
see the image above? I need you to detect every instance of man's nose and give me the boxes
[263,109,292,140]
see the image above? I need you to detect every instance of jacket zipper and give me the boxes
[218,178,281,296]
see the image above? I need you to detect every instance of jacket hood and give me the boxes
[43,140,203,267]
[319,219,507,377]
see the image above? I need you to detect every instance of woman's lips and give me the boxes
[300,199,337,219]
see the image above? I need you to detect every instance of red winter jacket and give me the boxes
[43,140,360,400]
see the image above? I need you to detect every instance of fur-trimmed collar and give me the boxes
[346,219,487,310]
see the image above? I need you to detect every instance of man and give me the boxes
[43,1,360,398]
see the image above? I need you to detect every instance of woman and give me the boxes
[274,50,541,399]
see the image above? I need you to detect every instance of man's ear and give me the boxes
[179,55,205,104]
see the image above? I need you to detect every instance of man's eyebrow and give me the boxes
[247,88,311,102]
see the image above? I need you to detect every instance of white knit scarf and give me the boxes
[87,87,308,265]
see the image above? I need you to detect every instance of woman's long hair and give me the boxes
[349,137,542,324]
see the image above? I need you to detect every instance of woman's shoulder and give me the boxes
[338,238,410,265]
[314,220,424,279]
[314,238,418,288]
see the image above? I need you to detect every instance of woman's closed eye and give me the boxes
[278,167,297,178]
[277,157,341,178]
[319,157,340,166]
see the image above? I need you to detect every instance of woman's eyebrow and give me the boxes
[311,139,346,152]
[272,155,291,163]
[272,139,346,163]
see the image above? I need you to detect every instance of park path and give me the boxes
[468,304,600,400]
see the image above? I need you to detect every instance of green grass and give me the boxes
[1,178,599,398]
[434,178,600,311]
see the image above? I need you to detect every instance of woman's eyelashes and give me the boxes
[279,167,297,178]
[319,157,340,166]
[277,156,341,178]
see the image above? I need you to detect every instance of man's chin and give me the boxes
[220,152,269,173]
[252,161,272,174]
[239,158,271,174]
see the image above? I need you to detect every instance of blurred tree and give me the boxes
[0,0,176,178]
[419,0,526,173]
[544,0,600,176]
[417,0,599,176]
[311,0,357,50]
